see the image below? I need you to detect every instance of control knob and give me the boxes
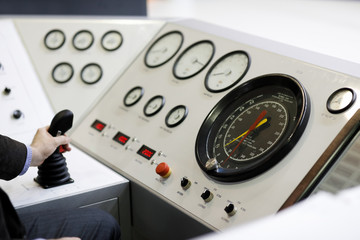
[201,189,214,202]
[12,110,23,119]
[224,203,237,216]
[180,177,191,190]
[3,87,11,95]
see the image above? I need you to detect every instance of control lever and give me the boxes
[34,109,74,188]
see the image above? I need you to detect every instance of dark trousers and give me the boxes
[19,207,121,240]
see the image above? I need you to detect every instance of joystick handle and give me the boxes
[48,109,73,137]
[34,109,74,188]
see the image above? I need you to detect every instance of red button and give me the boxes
[156,162,171,178]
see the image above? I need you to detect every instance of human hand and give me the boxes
[30,126,72,167]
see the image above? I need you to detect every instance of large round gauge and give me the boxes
[145,31,183,68]
[173,40,215,79]
[205,51,250,92]
[195,74,310,182]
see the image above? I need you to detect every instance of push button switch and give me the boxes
[156,162,172,178]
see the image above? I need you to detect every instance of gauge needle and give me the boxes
[225,118,268,147]
[222,110,267,165]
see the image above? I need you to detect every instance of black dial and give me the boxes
[195,74,310,182]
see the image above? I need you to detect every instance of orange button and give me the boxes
[156,162,171,178]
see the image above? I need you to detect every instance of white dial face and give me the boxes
[73,30,94,50]
[166,105,188,127]
[52,62,73,83]
[44,29,65,50]
[144,96,165,116]
[173,41,214,79]
[205,51,249,92]
[327,88,355,113]
[124,87,144,106]
[81,64,102,84]
[101,31,123,51]
[145,31,183,67]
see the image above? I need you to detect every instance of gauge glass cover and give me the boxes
[73,30,94,51]
[195,74,310,182]
[145,31,183,68]
[165,105,188,127]
[327,88,356,114]
[44,29,66,50]
[81,63,102,84]
[144,95,165,116]
[124,86,144,107]
[101,31,123,51]
[205,51,250,92]
[52,62,74,83]
[173,40,215,79]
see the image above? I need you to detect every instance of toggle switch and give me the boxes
[224,203,237,216]
[3,87,11,95]
[201,189,213,202]
[156,162,172,178]
[180,177,191,190]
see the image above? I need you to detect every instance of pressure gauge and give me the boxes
[165,105,188,127]
[72,30,94,51]
[205,51,250,92]
[327,88,356,114]
[101,30,123,51]
[144,95,165,116]
[124,86,144,107]
[145,31,183,68]
[80,63,102,84]
[173,40,215,79]
[44,29,66,50]
[52,62,74,84]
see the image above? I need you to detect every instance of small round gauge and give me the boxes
[52,62,74,84]
[327,88,356,114]
[195,74,310,182]
[101,30,123,51]
[124,86,144,107]
[44,29,66,50]
[205,51,250,92]
[165,105,188,127]
[145,31,184,68]
[173,40,215,79]
[80,63,102,84]
[72,30,94,51]
[144,95,165,117]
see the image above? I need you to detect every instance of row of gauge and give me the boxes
[44,29,123,51]
[52,62,102,84]
[144,31,250,93]
[124,86,188,128]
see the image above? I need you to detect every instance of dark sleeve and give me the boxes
[0,135,27,181]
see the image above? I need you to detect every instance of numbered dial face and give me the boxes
[144,95,165,116]
[165,105,188,127]
[205,51,250,92]
[101,30,123,51]
[73,30,94,50]
[145,31,183,68]
[327,88,356,114]
[80,63,102,84]
[52,62,74,83]
[173,40,215,79]
[195,74,310,182]
[44,29,66,50]
[124,86,144,107]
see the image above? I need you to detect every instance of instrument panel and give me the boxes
[71,19,360,231]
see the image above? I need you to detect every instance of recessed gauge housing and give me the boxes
[165,105,188,127]
[195,74,310,182]
[72,30,94,51]
[124,86,144,107]
[52,62,74,84]
[44,29,66,50]
[144,95,165,117]
[80,63,102,84]
[173,40,215,79]
[101,30,123,51]
[326,88,356,114]
[205,50,250,93]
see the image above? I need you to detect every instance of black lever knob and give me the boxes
[34,109,74,188]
